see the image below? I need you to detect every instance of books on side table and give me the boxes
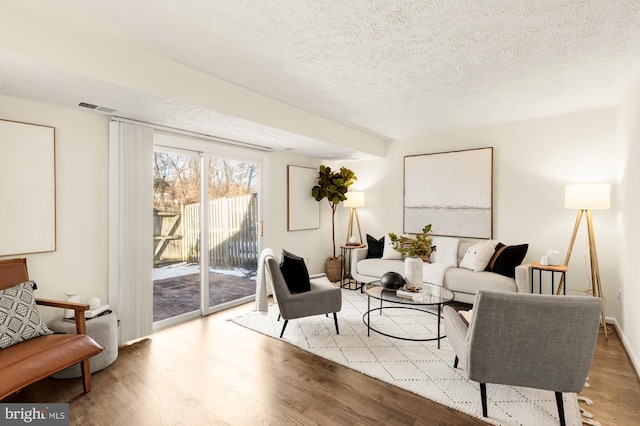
[84,304,111,318]
[63,305,112,322]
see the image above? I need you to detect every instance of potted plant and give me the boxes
[311,165,357,281]
[388,225,437,261]
[388,225,437,287]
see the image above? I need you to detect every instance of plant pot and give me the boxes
[404,257,423,287]
[325,256,343,282]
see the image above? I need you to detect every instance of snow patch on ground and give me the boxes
[153,262,256,281]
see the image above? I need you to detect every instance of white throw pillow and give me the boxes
[381,233,404,260]
[459,240,496,272]
[429,237,460,266]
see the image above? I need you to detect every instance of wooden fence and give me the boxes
[153,193,258,268]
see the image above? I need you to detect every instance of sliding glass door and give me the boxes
[152,147,261,327]
[152,149,202,323]
[204,158,259,311]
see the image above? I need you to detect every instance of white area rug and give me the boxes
[231,289,581,426]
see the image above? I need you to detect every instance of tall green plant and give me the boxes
[311,165,357,257]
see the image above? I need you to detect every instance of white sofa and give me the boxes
[349,237,531,304]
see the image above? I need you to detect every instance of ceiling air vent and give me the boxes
[78,102,117,114]
[78,102,99,110]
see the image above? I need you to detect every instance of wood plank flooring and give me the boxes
[4,303,639,425]
[580,324,640,425]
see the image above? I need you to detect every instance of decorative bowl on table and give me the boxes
[402,285,422,293]
[380,271,405,290]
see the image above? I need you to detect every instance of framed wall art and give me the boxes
[0,119,56,256]
[404,147,493,239]
[287,165,320,231]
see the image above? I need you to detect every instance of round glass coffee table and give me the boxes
[363,281,455,348]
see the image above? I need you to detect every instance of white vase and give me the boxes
[64,292,80,319]
[547,250,561,266]
[404,257,423,287]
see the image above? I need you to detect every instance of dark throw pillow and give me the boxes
[485,243,529,278]
[280,250,311,293]
[366,234,385,259]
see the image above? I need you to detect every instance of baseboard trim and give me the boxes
[611,318,640,381]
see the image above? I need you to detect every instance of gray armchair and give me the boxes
[264,256,342,338]
[443,290,602,426]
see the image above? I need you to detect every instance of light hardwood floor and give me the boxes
[5,303,640,425]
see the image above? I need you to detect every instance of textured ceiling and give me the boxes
[2,0,640,158]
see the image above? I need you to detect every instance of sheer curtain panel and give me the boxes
[109,121,154,344]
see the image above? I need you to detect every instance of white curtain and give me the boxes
[108,120,154,344]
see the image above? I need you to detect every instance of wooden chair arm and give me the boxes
[36,298,90,335]
[35,298,90,311]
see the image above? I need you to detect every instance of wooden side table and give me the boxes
[530,262,568,295]
[340,244,365,290]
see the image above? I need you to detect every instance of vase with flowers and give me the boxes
[388,225,437,287]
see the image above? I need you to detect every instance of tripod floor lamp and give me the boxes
[562,183,610,339]
[344,191,365,245]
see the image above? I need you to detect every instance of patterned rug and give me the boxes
[231,289,581,426]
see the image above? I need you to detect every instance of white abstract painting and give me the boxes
[404,147,493,238]
[0,119,56,255]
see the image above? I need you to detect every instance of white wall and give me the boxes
[334,108,621,317]
[262,153,329,274]
[617,72,640,369]
[0,94,110,320]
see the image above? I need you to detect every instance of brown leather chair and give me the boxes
[0,258,104,400]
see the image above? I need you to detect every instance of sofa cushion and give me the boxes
[457,240,475,265]
[280,250,310,293]
[486,243,529,278]
[444,267,517,294]
[0,281,53,349]
[429,237,459,266]
[0,333,103,400]
[382,233,403,260]
[357,258,404,278]
[460,240,496,272]
[366,234,385,259]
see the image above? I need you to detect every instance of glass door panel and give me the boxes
[206,158,259,309]
[152,150,202,323]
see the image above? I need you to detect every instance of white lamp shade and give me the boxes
[565,184,610,210]
[343,191,365,208]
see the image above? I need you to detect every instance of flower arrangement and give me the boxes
[388,224,437,261]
